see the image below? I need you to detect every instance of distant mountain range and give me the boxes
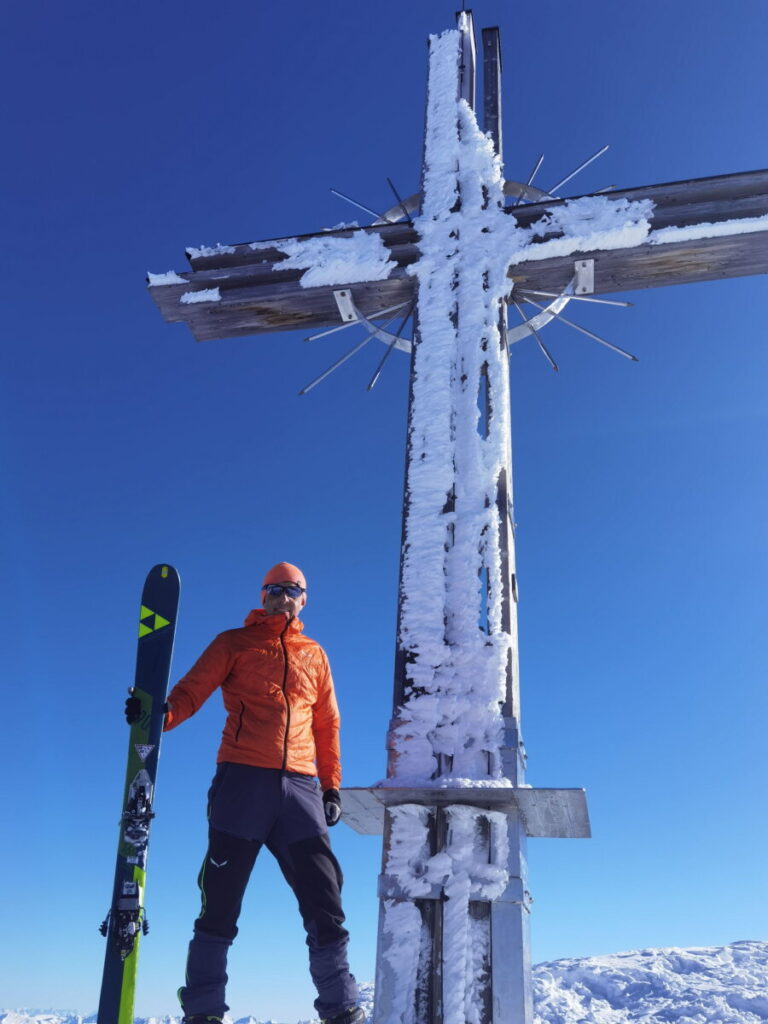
[4,941,766,1024]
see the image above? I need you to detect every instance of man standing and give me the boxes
[133,562,361,1024]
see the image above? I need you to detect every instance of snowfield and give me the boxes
[532,941,767,1023]
[3,941,766,1024]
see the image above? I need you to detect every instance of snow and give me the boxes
[146,270,187,286]
[185,243,236,258]
[511,196,655,264]
[6,940,766,1024]
[533,941,768,1024]
[377,775,515,789]
[179,288,221,304]
[389,22,515,789]
[649,212,768,245]
[275,231,395,288]
[323,221,360,231]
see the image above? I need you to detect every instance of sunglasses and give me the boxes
[263,583,305,598]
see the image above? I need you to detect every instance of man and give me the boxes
[129,562,361,1024]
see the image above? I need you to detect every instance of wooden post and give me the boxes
[373,15,538,1024]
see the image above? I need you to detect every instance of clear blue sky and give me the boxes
[1,1,766,1020]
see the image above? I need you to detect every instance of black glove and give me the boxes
[125,694,170,726]
[323,788,342,827]
[125,693,142,724]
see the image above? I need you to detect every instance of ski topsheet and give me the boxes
[97,564,181,1024]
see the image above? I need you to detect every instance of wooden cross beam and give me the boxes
[149,168,768,342]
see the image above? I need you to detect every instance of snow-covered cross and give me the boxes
[343,20,591,1024]
[149,12,768,1024]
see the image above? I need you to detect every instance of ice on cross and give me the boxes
[358,18,588,1024]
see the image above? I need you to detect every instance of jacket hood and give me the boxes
[243,607,305,633]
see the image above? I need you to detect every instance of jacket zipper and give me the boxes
[280,622,291,769]
[234,701,245,742]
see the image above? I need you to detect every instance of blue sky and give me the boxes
[1,0,766,1020]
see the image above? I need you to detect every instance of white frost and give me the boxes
[147,270,187,286]
[185,243,236,259]
[512,195,655,263]
[381,805,509,1024]
[179,288,221,304]
[377,775,514,789]
[323,220,360,231]
[650,211,768,245]
[534,941,768,1024]
[277,231,395,288]
[391,25,514,787]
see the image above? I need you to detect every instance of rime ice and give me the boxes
[278,231,395,288]
[389,26,516,788]
[376,23,522,1024]
[147,270,187,286]
[179,288,221,304]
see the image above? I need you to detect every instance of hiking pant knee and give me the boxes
[195,827,261,941]
[268,832,348,949]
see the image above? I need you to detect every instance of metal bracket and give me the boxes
[495,878,533,909]
[332,290,411,353]
[333,289,357,322]
[574,259,595,295]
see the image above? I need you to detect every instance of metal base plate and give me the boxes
[340,786,590,838]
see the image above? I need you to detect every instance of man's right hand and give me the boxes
[125,693,142,724]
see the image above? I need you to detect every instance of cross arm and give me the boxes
[148,221,417,341]
[509,167,768,296]
[147,169,768,341]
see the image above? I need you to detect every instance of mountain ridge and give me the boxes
[4,941,766,1024]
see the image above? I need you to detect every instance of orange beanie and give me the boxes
[262,562,307,590]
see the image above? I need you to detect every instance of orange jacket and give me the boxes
[164,609,341,790]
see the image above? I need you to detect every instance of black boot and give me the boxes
[322,1008,365,1024]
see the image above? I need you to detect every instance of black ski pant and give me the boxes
[180,764,358,1020]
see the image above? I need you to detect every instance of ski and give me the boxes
[97,563,181,1024]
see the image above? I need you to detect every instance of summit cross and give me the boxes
[150,13,768,1024]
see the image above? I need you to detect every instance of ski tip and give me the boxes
[147,563,180,583]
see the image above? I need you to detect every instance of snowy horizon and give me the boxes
[5,940,766,1024]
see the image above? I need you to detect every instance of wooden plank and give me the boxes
[509,229,768,296]
[149,228,767,340]
[149,169,768,340]
[482,27,503,155]
[179,169,768,275]
[458,9,477,108]
[167,276,415,341]
[186,221,418,272]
